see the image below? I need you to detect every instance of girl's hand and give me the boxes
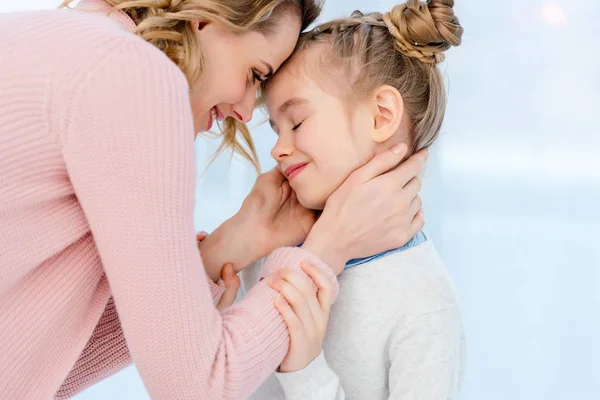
[302,144,427,274]
[268,263,333,373]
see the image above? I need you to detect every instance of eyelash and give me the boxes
[251,69,264,85]
[292,121,303,131]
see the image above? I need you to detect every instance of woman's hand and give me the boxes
[268,263,333,373]
[302,144,427,274]
[215,263,241,311]
[239,168,317,254]
[198,170,315,281]
[197,232,240,310]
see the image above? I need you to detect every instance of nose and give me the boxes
[228,85,257,123]
[271,131,295,162]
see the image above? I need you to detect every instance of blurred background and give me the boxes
[4,1,599,399]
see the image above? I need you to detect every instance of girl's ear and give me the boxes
[371,85,404,143]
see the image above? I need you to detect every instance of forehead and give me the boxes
[246,12,302,70]
[264,47,330,110]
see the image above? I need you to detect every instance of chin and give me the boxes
[297,191,327,211]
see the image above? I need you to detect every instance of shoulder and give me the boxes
[41,9,187,90]
[350,240,462,318]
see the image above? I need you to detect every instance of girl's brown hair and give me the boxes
[291,0,463,153]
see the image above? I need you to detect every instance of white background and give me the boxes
[4,1,600,399]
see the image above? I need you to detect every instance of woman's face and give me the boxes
[265,49,377,210]
[191,12,301,133]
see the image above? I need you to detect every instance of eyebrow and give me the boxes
[260,60,274,79]
[268,97,309,129]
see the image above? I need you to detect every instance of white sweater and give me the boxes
[240,239,466,400]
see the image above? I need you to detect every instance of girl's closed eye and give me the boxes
[292,120,304,131]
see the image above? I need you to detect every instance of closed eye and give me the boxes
[292,121,303,131]
[252,70,265,85]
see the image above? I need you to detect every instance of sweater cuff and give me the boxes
[260,247,339,302]
[274,351,339,399]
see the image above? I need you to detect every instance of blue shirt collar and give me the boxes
[344,231,427,270]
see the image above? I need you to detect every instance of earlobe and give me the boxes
[371,86,404,143]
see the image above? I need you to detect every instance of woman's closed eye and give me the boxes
[249,69,266,86]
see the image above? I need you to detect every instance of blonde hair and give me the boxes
[60,0,323,172]
[288,0,463,154]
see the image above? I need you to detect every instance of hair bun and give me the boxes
[383,0,463,64]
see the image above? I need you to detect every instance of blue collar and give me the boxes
[344,231,427,270]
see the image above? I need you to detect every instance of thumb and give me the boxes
[216,264,240,311]
[351,143,408,184]
[266,167,286,185]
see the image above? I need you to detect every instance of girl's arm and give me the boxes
[268,267,345,399]
[275,351,345,400]
[388,308,465,399]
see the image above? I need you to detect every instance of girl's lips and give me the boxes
[285,162,309,181]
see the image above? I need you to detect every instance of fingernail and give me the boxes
[392,143,407,155]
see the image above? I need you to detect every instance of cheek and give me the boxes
[210,63,247,105]
[200,44,247,105]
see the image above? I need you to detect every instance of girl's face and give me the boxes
[190,12,301,134]
[265,48,377,210]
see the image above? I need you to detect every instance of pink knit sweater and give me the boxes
[0,2,338,399]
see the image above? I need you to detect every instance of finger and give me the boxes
[301,262,334,316]
[411,209,425,233]
[265,167,286,185]
[403,175,422,199]
[408,195,423,221]
[349,143,408,185]
[269,273,315,331]
[196,231,208,242]
[276,267,322,323]
[274,295,303,336]
[216,264,240,311]
[385,149,428,188]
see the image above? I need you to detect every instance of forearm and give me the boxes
[199,216,268,282]
[54,297,131,399]
[275,351,345,400]
[301,219,346,275]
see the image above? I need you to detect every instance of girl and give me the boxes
[0,0,429,398]
[239,1,466,398]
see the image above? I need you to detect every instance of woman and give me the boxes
[0,0,427,399]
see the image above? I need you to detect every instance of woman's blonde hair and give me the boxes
[60,0,323,172]
[283,0,463,154]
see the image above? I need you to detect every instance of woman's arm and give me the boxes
[388,308,465,399]
[54,297,130,399]
[54,36,338,400]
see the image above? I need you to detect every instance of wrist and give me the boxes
[301,222,346,274]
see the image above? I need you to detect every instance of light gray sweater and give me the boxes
[240,240,466,399]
